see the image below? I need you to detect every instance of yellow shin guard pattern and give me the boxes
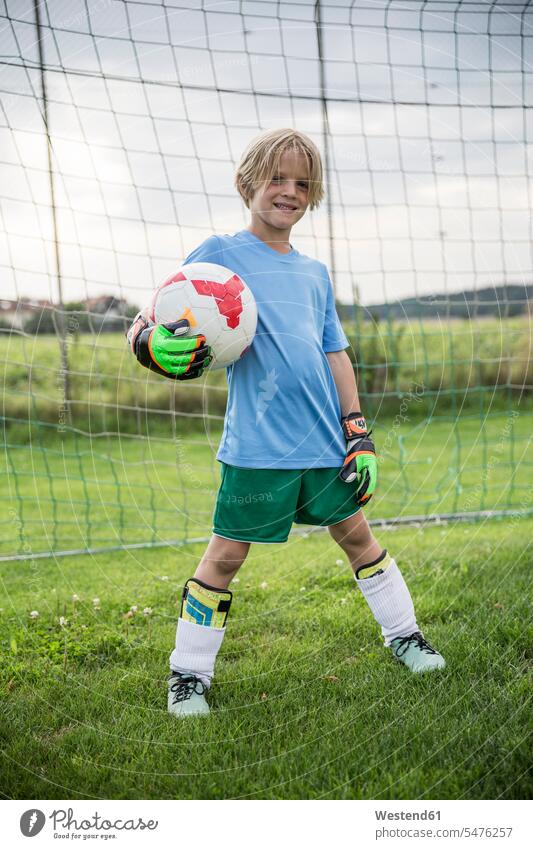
[355,550,392,580]
[180,578,233,628]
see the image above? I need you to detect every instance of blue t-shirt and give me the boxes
[184,230,349,469]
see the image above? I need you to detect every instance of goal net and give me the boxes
[1,0,532,559]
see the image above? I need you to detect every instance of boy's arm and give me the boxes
[326,349,377,505]
[326,350,361,417]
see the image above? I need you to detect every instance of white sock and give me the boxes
[354,557,418,646]
[169,617,226,687]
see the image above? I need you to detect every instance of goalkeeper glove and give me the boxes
[127,312,212,380]
[339,412,377,506]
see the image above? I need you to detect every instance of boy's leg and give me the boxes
[328,511,445,672]
[168,534,250,716]
[328,510,418,644]
[194,532,250,590]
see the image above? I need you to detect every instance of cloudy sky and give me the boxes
[1,0,532,307]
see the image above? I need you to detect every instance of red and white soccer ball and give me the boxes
[150,262,257,370]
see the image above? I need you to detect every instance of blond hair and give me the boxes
[235,128,324,210]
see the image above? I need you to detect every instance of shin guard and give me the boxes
[169,579,233,686]
[181,578,232,628]
[355,549,392,580]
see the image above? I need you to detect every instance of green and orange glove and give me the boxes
[127,312,212,380]
[339,412,378,506]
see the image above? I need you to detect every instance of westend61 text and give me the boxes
[375,810,441,821]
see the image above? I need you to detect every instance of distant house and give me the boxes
[84,295,130,316]
[0,298,54,329]
[83,296,132,327]
[1,296,137,334]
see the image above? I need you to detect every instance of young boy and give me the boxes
[128,128,445,717]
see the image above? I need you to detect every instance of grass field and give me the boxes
[3,317,532,557]
[2,316,532,434]
[2,410,532,557]
[2,322,532,799]
[1,517,531,799]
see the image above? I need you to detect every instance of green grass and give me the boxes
[346,315,533,405]
[1,519,531,799]
[1,321,532,798]
[2,316,532,436]
[3,318,532,556]
[2,411,532,556]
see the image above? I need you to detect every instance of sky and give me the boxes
[0,0,532,308]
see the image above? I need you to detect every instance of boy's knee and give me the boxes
[344,537,379,562]
[210,535,249,572]
[329,522,381,565]
[330,520,375,549]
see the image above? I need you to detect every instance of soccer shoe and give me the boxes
[167,671,210,717]
[389,631,446,673]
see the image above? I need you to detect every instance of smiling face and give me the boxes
[248,148,310,242]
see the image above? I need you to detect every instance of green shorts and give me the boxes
[212,463,361,544]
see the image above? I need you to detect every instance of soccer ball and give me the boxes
[150,262,257,370]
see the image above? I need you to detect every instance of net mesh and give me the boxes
[1,0,532,559]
